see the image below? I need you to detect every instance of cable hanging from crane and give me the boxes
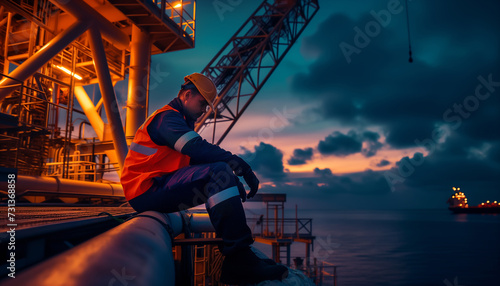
[405,0,413,63]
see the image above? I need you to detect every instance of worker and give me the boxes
[120,73,288,284]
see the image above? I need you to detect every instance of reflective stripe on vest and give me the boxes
[130,142,157,156]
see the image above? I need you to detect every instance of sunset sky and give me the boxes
[111,0,500,210]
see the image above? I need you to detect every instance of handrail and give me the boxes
[150,0,196,40]
[248,217,313,237]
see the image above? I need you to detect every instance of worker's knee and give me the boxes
[209,161,232,174]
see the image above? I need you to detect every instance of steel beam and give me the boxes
[74,86,121,170]
[50,0,129,50]
[88,27,128,170]
[0,21,90,100]
[74,86,104,139]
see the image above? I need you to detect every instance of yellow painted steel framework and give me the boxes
[0,0,195,189]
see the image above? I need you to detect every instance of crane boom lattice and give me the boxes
[195,0,319,145]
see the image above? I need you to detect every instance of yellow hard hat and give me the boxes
[183,73,217,110]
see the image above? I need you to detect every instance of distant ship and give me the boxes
[447,187,500,214]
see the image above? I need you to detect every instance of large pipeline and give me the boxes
[0,175,124,198]
[0,211,215,286]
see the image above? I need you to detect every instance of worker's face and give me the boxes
[182,90,209,120]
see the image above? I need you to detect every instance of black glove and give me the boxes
[236,180,247,202]
[243,171,259,199]
[227,155,259,199]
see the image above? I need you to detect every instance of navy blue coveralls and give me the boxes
[127,97,254,256]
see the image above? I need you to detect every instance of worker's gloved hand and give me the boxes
[243,171,259,199]
[228,155,251,176]
[227,155,260,199]
[236,180,247,202]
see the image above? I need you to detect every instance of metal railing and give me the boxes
[292,257,338,286]
[150,0,196,40]
[44,151,118,182]
[248,217,313,238]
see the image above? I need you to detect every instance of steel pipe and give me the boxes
[0,211,217,286]
[126,26,151,138]
[0,211,180,286]
[0,175,123,197]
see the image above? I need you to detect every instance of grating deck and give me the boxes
[0,205,136,231]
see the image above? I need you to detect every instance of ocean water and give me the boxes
[252,209,500,286]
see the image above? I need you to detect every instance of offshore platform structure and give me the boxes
[0,0,196,201]
[0,0,319,202]
[0,0,324,285]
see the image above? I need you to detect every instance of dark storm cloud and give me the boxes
[384,118,437,148]
[318,131,362,156]
[278,0,500,204]
[313,167,333,177]
[317,130,384,157]
[288,147,314,165]
[292,1,500,150]
[376,159,391,167]
[239,142,286,180]
[362,131,383,157]
[301,169,391,195]
[310,96,359,123]
[257,168,392,205]
[384,133,500,197]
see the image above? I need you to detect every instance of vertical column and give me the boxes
[3,12,12,75]
[126,25,151,139]
[87,27,128,170]
[274,204,278,236]
[286,243,290,267]
[305,242,310,268]
[272,243,277,262]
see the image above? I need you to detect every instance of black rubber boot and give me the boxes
[220,247,289,284]
[207,195,254,256]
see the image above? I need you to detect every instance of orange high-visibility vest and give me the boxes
[120,105,191,201]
